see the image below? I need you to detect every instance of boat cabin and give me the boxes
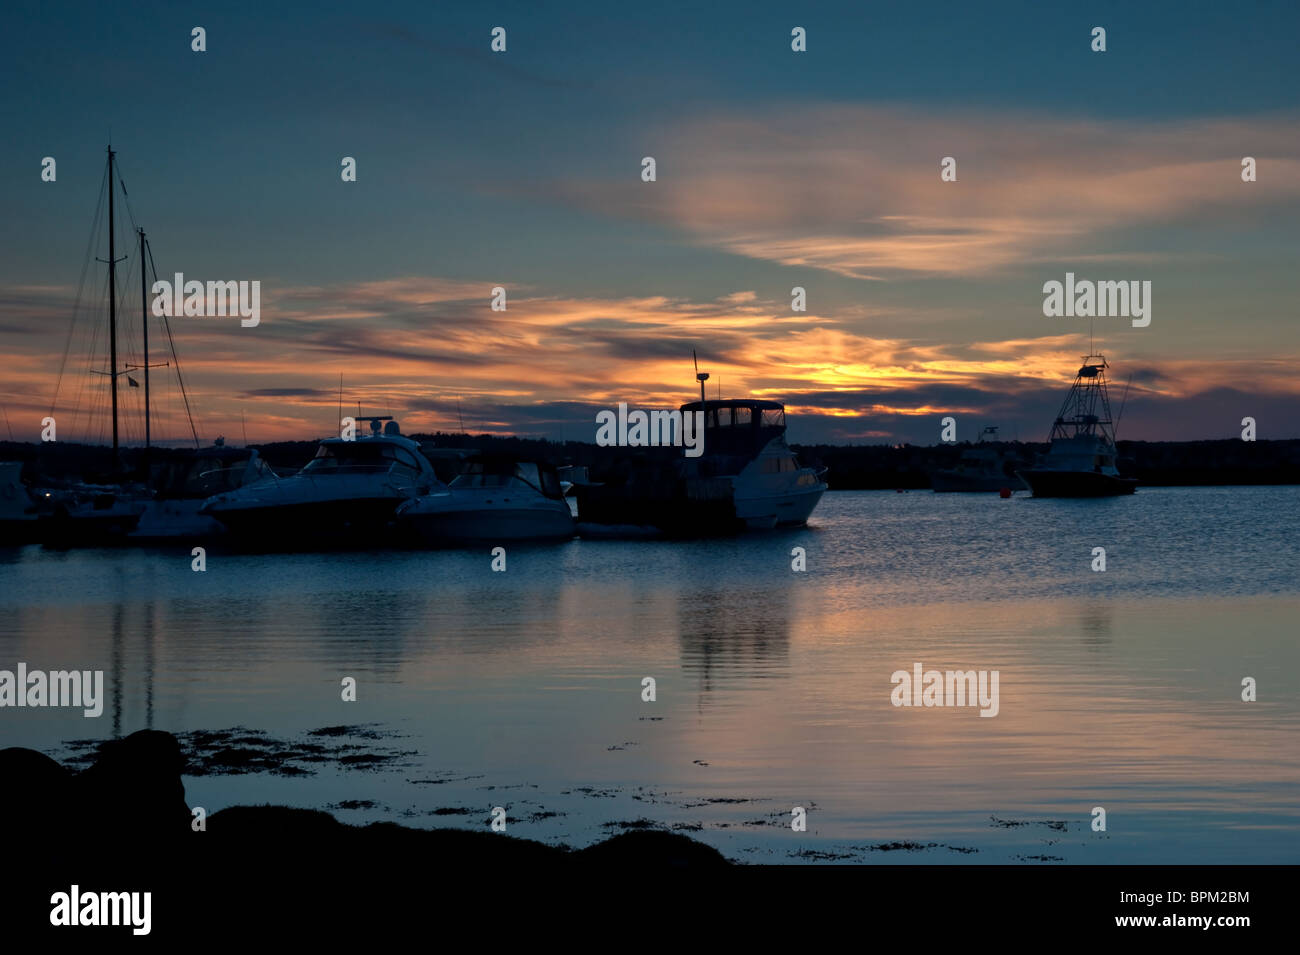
[678,399,788,457]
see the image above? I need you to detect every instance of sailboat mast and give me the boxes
[107,145,119,457]
[139,227,150,451]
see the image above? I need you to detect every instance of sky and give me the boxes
[2,0,1298,446]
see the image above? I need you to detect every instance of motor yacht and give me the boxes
[201,417,442,545]
[397,455,575,542]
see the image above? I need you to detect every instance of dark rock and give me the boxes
[0,747,72,829]
[70,729,191,840]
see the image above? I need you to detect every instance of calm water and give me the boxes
[2,486,1298,863]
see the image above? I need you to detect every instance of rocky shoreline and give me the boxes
[3,729,728,935]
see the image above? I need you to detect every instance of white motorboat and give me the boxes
[201,417,443,545]
[397,455,575,542]
[688,399,828,530]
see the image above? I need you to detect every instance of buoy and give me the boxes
[999,486,1012,498]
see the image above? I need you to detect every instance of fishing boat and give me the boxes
[200,417,443,546]
[397,454,575,542]
[931,427,1026,492]
[1017,355,1138,497]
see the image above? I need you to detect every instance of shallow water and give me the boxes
[2,486,1297,863]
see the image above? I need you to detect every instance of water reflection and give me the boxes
[677,583,791,705]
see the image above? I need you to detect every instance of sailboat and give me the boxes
[1016,355,1138,497]
[41,146,268,544]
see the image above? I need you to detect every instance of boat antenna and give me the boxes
[337,373,343,435]
[693,349,709,406]
[457,396,465,434]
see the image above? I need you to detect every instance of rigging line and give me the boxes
[114,161,144,237]
[145,238,201,448]
[50,160,109,418]
[1115,374,1134,436]
[74,269,111,443]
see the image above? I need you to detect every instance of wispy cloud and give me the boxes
[535,105,1300,278]
[4,279,1298,444]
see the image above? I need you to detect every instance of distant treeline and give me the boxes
[4,435,1299,488]
[794,439,1300,489]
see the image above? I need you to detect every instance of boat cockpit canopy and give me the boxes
[304,440,427,476]
[450,457,565,499]
[157,448,269,499]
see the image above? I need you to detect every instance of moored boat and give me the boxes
[931,427,1027,493]
[1017,356,1138,498]
[200,417,442,546]
[574,365,827,535]
[397,454,575,542]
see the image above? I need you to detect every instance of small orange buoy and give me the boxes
[999,486,1012,498]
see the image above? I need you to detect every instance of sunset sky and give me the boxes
[3,1,1299,446]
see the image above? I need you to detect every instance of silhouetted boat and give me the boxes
[1017,356,1138,497]
[40,145,221,546]
[575,363,827,535]
[931,427,1026,492]
[128,441,274,541]
[0,463,41,544]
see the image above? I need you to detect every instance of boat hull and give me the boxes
[127,499,227,542]
[733,484,827,530]
[203,496,412,547]
[402,507,575,542]
[1017,469,1138,498]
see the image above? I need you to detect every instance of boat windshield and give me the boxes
[303,441,423,476]
[450,461,564,498]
